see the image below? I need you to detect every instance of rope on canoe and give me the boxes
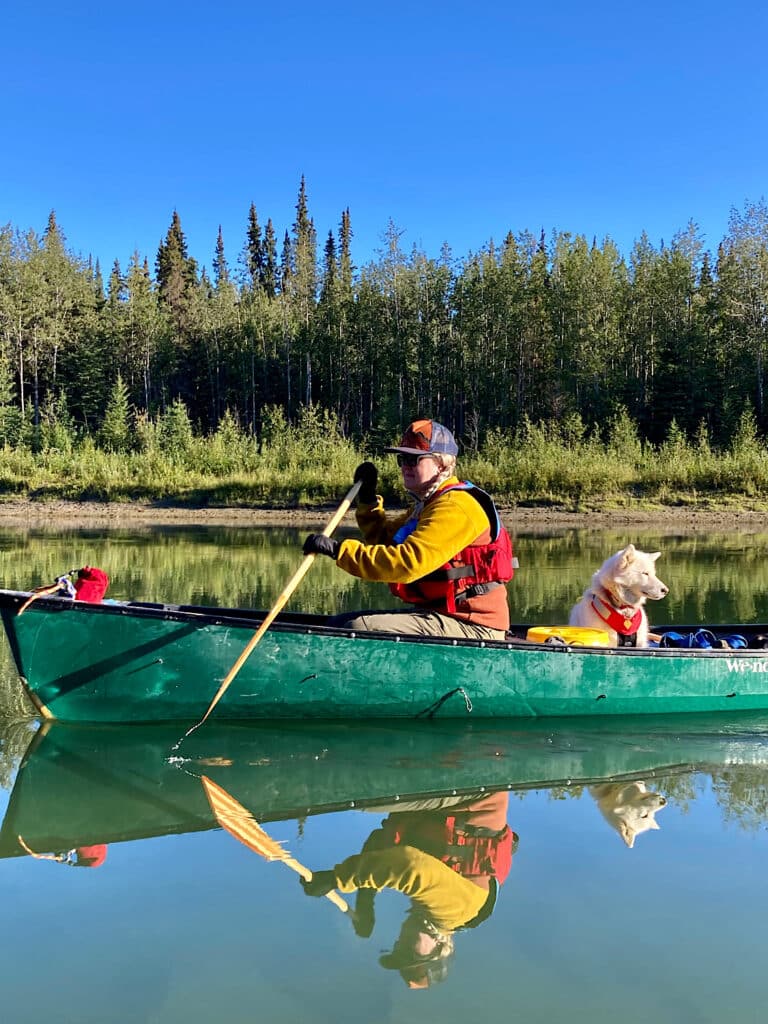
[415,686,473,719]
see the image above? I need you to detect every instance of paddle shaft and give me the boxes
[279,857,349,912]
[196,479,362,726]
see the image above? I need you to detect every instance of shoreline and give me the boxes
[0,498,767,532]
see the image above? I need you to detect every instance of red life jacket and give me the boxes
[389,482,514,614]
[388,815,517,884]
[590,594,642,636]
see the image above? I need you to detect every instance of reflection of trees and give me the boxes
[0,721,36,789]
[0,662,35,720]
[2,524,768,623]
[642,771,699,813]
[642,766,768,831]
[710,767,768,833]
[661,765,768,832]
[0,525,368,613]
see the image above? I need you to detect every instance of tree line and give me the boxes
[1,178,767,454]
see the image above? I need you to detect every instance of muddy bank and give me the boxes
[0,498,767,533]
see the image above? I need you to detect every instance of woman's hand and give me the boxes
[302,535,340,559]
[354,462,378,504]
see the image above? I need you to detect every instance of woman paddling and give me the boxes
[302,418,515,639]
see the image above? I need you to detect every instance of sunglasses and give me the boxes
[396,453,433,467]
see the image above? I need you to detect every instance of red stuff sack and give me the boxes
[72,844,108,868]
[74,566,109,603]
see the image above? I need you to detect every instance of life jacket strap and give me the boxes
[455,581,504,603]
[420,564,474,583]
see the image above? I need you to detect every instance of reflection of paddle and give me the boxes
[17,835,63,860]
[201,775,349,913]
[188,479,361,733]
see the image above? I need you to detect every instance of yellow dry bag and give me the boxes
[526,626,611,647]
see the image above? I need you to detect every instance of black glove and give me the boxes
[353,462,378,504]
[351,888,376,938]
[300,869,337,897]
[302,534,340,559]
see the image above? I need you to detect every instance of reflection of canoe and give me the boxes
[2,714,768,859]
[3,590,768,721]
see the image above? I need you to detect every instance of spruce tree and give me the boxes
[107,259,124,308]
[262,219,278,298]
[99,373,132,452]
[213,226,230,287]
[321,230,337,301]
[0,346,21,446]
[155,211,198,317]
[92,258,105,302]
[339,208,354,292]
[280,230,293,292]
[125,252,160,410]
[245,203,264,287]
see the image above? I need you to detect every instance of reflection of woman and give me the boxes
[301,792,516,989]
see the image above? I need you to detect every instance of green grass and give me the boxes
[4,408,768,510]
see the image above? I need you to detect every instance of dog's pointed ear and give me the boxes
[619,544,636,566]
[619,822,635,848]
[650,552,661,562]
[650,820,661,831]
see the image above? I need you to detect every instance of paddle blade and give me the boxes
[201,775,287,860]
[200,775,350,913]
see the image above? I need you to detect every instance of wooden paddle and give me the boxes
[191,479,361,731]
[201,774,349,912]
[17,580,70,616]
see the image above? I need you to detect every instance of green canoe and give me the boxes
[1,589,768,723]
[2,713,767,858]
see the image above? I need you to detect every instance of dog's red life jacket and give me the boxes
[389,482,515,615]
[590,594,642,636]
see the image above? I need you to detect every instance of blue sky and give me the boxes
[2,1,766,276]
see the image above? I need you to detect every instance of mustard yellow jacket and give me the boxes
[331,846,488,932]
[336,476,489,584]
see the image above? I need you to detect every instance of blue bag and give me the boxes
[658,629,746,650]
[717,634,747,649]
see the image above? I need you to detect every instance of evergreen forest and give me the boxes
[1,179,768,507]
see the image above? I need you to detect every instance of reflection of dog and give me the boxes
[569,544,668,647]
[589,782,667,848]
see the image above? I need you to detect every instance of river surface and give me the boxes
[1,522,768,1022]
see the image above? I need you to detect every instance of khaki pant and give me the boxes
[336,609,505,642]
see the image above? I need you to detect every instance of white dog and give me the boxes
[589,781,667,848]
[569,544,668,647]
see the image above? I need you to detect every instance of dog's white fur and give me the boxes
[569,544,668,647]
[589,781,667,848]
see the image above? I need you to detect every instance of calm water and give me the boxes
[1,521,768,1022]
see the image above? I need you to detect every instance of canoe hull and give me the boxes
[2,591,768,723]
[3,713,768,857]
